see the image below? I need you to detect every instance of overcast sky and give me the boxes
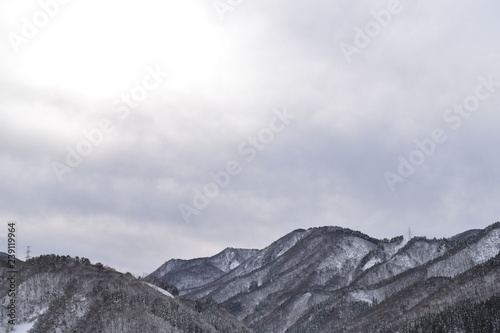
[1,0,499,275]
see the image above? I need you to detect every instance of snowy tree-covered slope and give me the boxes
[152,222,500,333]
[182,228,312,300]
[339,250,500,333]
[0,255,254,333]
[148,247,259,295]
[282,223,500,333]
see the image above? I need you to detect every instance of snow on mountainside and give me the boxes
[148,247,259,294]
[341,251,500,333]
[0,255,253,333]
[3,222,497,333]
[151,222,500,333]
[179,227,407,331]
[146,283,174,298]
[181,228,311,300]
[426,225,500,278]
[353,237,449,287]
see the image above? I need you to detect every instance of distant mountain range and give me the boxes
[1,222,499,332]
[149,222,500,333]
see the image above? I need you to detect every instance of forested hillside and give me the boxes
[0,254,253,333]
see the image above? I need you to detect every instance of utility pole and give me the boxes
[407,227,412,240]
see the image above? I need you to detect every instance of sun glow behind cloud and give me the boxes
[1,0,500,276]
[9,0,229,100]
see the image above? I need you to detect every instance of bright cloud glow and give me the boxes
[1,0,500,276]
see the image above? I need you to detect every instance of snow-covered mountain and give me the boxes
[152,222,500,332]
[2,222,498,332]
[148,247,259,295]
[0,255,253,333]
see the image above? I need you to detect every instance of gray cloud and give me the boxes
[0,0,499,275]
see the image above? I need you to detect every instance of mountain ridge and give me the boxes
[2,222,498,332]
[0,254,254,333]
[151,222,500,333]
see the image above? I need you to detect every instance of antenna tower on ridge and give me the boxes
[25,245,31,260]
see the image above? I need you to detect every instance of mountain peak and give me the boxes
[150,222,500,333]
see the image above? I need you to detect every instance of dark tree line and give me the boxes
[401,294,500,333]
